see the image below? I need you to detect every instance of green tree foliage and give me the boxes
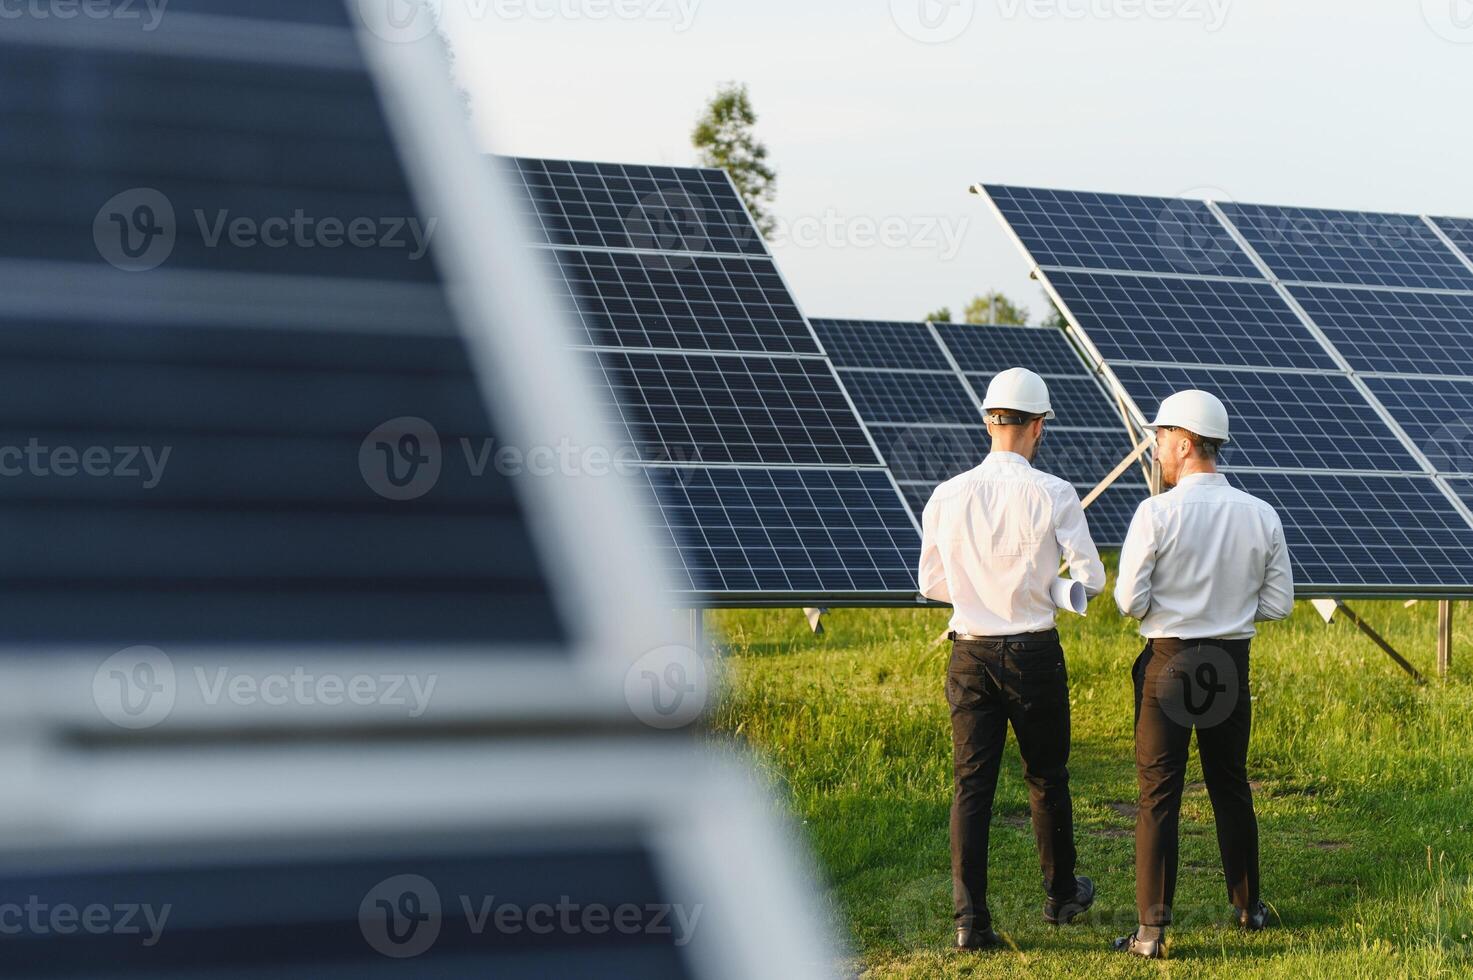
[963,291,1029,326]
[923,307,953,323]
[692,83,777,237]
[1040,290,1069,329]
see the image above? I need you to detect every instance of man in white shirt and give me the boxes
[1111,390,1294,959]
[919,367,1106,951]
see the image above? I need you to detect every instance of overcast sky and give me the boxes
[442,0,1473,324]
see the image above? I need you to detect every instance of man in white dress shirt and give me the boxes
[1111,389,1294,959]
[919,367,1106,951]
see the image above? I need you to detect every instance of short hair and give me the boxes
[987,408,1045,423]
[1163,426,1222,460]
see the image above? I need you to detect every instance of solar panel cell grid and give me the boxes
[1289,286,1473,376]
[1431,216,1473,266]
[868,425,989,484]
[1033,428,1139,485]
[1362,376,1473,476]
[985,185,1260,278]
[1080,479,1149,548]
[934,322,1093,377]
[1046,270,1338,370]
[540,249,819,355]
[586,350,880,467]
[840,370,980,425]
[809,319,951,371]
[506,157,764,256]
[1230,472,1473,590]
[1108,364,1423,473]
[1220,203,1473,291]
[642,467,919,594]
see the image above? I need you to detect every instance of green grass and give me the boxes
[707,560,1473,978]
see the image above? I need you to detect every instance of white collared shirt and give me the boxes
[919,451,1106,636]
[1115,472,1295,640]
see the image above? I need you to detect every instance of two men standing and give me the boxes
[920,373,1294,957]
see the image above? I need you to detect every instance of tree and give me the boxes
[963,291,1029,326]
[924,307,953,323]
[1039,291,1069,329]
[692,83,777,237]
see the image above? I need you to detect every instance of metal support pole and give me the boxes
[1148,458,1163,496]
[690,607,704,653]
[1438,600,1453,679]
[1333,601,1426,685]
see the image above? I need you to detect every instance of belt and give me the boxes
[949,628,1058,644]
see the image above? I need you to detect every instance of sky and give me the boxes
[440,0,1473,324]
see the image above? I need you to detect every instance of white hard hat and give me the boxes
[982,367,1054,420]
[1148,389,1231,444]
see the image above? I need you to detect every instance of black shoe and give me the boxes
[1236,900,1271,931]
[955,926,1003,951]
[1111,933,1164,959]
[1043,875,1096,924]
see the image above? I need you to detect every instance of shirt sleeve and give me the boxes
[1055,484,1106,597]
[1114,502,1157,620]
[917,494,951,604]
[1255,509,1295,622]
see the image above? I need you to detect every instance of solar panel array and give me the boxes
[811,319,1149,546]
[506,158,920,601]
[983,183,1473,593]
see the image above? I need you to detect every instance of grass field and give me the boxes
[708,558,1473,977]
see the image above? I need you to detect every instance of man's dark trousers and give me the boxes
[1132,637,1259,927]
[947,631,1078,930]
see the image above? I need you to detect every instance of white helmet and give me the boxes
[982,367,1054,420]
[1148,389,1231,444]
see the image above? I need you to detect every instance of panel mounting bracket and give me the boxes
[1312,598,1427,684]
[803,607,827,635]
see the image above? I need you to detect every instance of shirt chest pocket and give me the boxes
[973,489,1049,558]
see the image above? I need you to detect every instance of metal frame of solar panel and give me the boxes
[977,183,1473,596]
[504,158,921,605]
[810,318,1149,547]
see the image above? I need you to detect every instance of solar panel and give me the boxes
[506,157,764,256]
[1079,479,1149,547]
[1220,203,1473,291]
[1431,216,1473,264]
[984,185,1260,278]
[934,322,1093,377]
[1033,428,1141,485]
[810,318,951,371]
[868,424,989,484]
[539,248,819,355]
[1229,472,1473,592]
[1362,376,1473,475]
[585,350,880,467]
[1288,285,1473,376]
[0,7,572,647]
[1046,270,1338,370]
[1107,364,1423,473]
[839,370,980,425]
[641,467,918,596]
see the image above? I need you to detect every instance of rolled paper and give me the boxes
[1051,577,1087,616]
